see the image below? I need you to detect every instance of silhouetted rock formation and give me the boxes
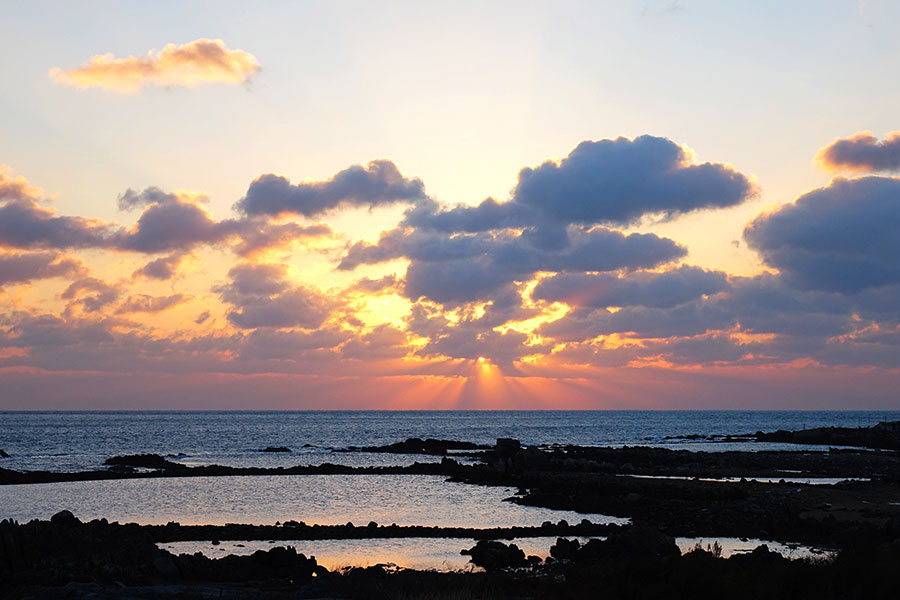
[753,422,900,451]
[0,449,9,458]
[341,437,488,455]
[260,446,291,452]
[0,514,321,590]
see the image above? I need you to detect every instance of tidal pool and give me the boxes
[0,474,627,527]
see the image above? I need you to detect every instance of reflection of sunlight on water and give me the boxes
[0,474,626,527]
[160,537,601,571]
[161,535,832,571]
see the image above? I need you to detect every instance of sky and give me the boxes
[1,0,900,409]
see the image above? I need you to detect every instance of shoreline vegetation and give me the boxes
[2,426,900,598]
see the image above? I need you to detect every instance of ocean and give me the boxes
[1,410,897,473]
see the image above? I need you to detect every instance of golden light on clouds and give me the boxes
[49,39,261,93]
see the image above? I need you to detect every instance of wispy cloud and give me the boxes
[49,38,260,93]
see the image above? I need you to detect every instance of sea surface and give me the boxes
[2,410,897,473]
[0,410,886,568]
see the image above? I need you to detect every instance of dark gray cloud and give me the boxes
[236,160,426,217]
[0,251,85,286]
[745,176,900,293]
[817,131,900,173]
[133,253,188,281]
[533,265,729,309]
[0,197,119,250]
[0,183,329,257]
[341,226,685,304]
[515,136,755,225]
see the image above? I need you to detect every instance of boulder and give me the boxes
[460,540,527,570]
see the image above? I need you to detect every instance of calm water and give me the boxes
[0,474,625,527]
[1,410,896,472]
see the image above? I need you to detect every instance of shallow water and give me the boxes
[159,536,832,571]
[0,474,626,527]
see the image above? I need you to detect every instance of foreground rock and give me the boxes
[460,540,529,569]
[0,513,322,592]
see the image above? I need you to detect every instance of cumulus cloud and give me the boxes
[817,131,900,173]
[49,39,261,93]
[745,176,900,293]
[0,251,85,286]
[236,160,426,217]
[406,135,756,233]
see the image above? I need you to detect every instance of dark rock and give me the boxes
[357,438,486,455]
[261,446,291,453]
[604,527,680,560]
[153,556,179,578]
[461,540,527,570]
[550,537,581,561]
[50,510,80,526]
[0,449,9,458]
[496,438,521,457]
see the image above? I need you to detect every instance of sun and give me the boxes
[477,356,487,364]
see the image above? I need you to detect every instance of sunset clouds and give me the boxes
[49,39,260,92]
[1,133,899,406]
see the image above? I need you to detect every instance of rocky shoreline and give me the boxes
[2,428,900,598]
